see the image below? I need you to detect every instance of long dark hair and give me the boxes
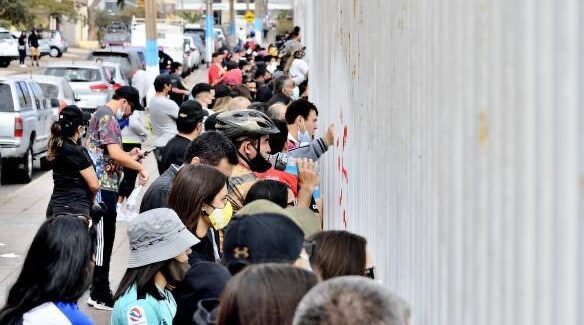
[167,164,227,232]
[309,230,367,280]
[0,216,95,325]
[217,264,317,325]
[47,121,78,161]
[113,261,167,301]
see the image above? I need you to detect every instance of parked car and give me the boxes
[11,32,51,57]
[184,26,205,42]
[101,61,129,90]
[88,48,144,84]
[13,75,77,115]
[0,28,19,68]
[184,25,224,51]
[182,35,201,70]
[185,32,206,64]
[41,30,68,58]
[43,61,114,113]
[101,31,131,48]
[0,76,58,183]
[214,27,227,49]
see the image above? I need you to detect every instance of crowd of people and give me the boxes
[0,27,412,325]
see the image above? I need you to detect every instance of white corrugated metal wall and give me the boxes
[295,0,583,324]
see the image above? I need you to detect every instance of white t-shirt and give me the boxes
[131,70,151,104]
[289,59,309,85]
[23,303,71,325]
[148,96,179,147]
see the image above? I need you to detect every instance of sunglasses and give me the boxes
[365,266,375,279]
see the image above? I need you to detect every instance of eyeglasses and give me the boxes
[365,266,375,279]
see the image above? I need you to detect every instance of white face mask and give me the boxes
[291,86,300,100]
[115,108,124,120]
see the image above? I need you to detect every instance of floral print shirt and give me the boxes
[85,105,122,192]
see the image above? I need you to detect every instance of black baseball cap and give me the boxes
[59,105,91,128]
[115,86,144,111]
[178,100,208,123]
[222,213,304,274]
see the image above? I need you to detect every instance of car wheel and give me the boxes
[17,147,33,184]
[0,159,7,185]
[50,47,61,58]
[0,60,9,68]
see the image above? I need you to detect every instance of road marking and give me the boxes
[0,253,20,258]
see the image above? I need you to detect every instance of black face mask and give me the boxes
[161,259,190,289]
[240,140,272,173]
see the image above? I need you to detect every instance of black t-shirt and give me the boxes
[139,164,178,213]
[159,135,191,176]
[169,74,187,106]
[188,230,219,265]
[49,139,94,212]
[28,33,39,48]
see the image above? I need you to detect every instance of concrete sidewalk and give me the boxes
[0,67,208,324]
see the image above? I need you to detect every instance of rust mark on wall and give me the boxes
[479,109,489,149]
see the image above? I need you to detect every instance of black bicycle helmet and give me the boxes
[216,109,280,141]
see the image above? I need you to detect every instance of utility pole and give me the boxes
[205,0,214,64]
[229,0,236,42]
[145,0,159,75]
[255,0,266,45]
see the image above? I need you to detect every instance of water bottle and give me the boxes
[312,185,321,201]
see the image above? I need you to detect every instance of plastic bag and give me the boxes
[117,185,144,223]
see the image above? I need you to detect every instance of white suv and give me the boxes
[0,28,18,68]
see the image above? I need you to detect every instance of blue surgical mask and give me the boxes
[299,119,311,146]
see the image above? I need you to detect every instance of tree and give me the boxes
[30,0,77,28]
[177,10,204,24]
[88,0,126,40]
[0,0,32,28]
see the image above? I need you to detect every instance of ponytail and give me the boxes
[47,122,63,161]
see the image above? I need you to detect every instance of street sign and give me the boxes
[244,10,255,23]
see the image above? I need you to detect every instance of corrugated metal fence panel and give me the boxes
[295,0,582,324]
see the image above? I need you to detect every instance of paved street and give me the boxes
[0,60,207,324]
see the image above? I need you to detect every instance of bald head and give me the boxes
[229,96,252,111]
[267,103,287,120]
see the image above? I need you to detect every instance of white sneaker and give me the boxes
[86,296,113,311]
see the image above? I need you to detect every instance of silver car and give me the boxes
[43,61,114,112]
[0,76,58,183]
[102,61,129,90]
[41,30,68,57]
[13,75,78,118]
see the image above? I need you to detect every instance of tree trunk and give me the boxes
[87,0,101,41]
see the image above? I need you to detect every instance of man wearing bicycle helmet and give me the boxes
[215,109,280,211]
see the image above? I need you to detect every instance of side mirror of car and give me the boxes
[50,98,60,108]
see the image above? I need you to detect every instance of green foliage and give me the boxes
[177,10,204,24]
[0,0,77,28]
[0,0,33,27]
